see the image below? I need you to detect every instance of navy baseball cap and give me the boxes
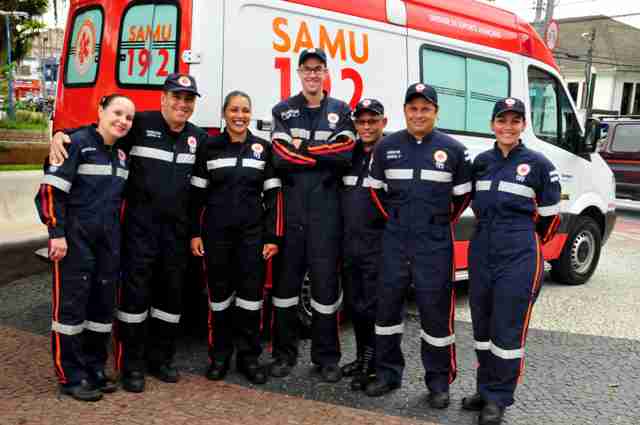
[163,73,201,97]
[404,83,438,107]
[298,48,328,66]
[492,97,526,120]
[353,98,384,117]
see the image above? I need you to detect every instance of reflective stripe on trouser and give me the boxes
[204,219,264,364]
[50,219,119,385]
[272,202,342,366]
[468,228,544,407]
[375,223,456,391]
[115,206,188,372]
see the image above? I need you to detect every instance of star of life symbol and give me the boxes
[362,99,371,107]
[516,163,530,182]
[434,150,447,169]
[74,19,96,76]
[188,136,197,153]
[505,98,516,106]
[252,143,264,159]
[416,83,426,92]
[178,76,192,87]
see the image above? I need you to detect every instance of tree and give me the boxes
[0,0,48,65]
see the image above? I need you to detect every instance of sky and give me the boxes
[41,0,640,28]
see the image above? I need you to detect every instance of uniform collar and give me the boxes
[493,140,525,159]
[291,91,329,109]
[407,129,435,144]
[222,128,253,145]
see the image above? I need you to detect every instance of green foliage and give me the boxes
[0,110,48,130]
[0,0,49,64]
[0,163,42,171]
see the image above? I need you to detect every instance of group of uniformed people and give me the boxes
[36,47,560,425]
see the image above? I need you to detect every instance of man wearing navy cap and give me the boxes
[365,83,473,407]
[269,48,356,382]
[339,98,388,391]
[48,73,207,392]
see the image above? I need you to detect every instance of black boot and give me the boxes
[90,370,118,393]
[237,359,268,385]
[59,379,103,402]
[206,359,230,381]
[269,357,295,378]
[365,377,400,397]
[427,391,450,409]
[478,401,505,425]
[341,356,364,377]
[462,392,486,411]
[149,363,180,383]
[350,346,375,391]
[121,371,145,393]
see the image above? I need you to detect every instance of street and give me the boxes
[1,207,639,425]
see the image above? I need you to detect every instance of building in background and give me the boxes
[553,16,640,116]
[14,28,64,99]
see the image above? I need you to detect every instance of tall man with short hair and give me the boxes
[269,48,356,382]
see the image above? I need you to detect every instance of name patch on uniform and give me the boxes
[81,147,97,153]
[516,163,530,182]
[434,150,448,170]
[146,130,163,139]
[386,150,402,160]
[252,143,264,159]
[187,136,198,154]
[280,109,300,120]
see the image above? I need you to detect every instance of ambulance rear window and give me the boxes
[420,46,510,136]
[64,7,104,87]
[117,1,180,88]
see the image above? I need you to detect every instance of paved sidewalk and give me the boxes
[0,325,433,425]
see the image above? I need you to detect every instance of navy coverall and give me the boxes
[35,125,129,386]
[469,142,561,407]
[114,111,208,373]
[189,130,283,366]
[341,140,386,367]
[368,129,472,391]
[270,91,356,367]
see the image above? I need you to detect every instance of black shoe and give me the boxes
[427,391,450,409]
[90,370,118,393]
[479,401,505,425]
[341,358,364,377]
[320,364,342,383]
[237,360,268,385]
[149,363,180,383]
[350,371,375,391]
[60,379,103,402]
[121,371,145,393]
[462,393,486,411]
[206,360,230,381]
[365,377,400,397]
[269,358,295,378]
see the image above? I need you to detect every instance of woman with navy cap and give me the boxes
[463,97,561,425]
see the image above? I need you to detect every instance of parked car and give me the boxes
[598,117,640,201]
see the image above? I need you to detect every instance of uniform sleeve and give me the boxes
[302,104,356,169]
[262,145,284,246]
[271,106,317,169]
[535,159,562,244]
[188,139,210,238]
[367,143,389,220]
[34,141,82,239]
[451,146,473,223]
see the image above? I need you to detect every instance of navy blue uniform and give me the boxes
[341,141,387,367]
[270,92,356,367]
[189,130,283,366]
[35,125,129,386]
[368,129,472,392]
[469,142,560,407]
[113,111,208,373]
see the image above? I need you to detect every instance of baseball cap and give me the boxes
[404,83,438,107]
[163,73,201,97]
[298,48,328,66]
[492,97,526,120]
[353,98,384,117]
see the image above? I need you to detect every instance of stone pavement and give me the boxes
[2,272,640,425]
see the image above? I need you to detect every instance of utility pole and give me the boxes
[533,0,555,38]
[1,10,29,121]
[581,28,597,119]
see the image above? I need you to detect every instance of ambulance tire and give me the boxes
[550,215,602,286]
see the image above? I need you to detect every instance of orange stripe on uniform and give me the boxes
[52,261,66,383]
[369,188,389,220]
[307,139,355,154]
[518,234,543,381]
[273,141,316,166]
[47,185,56,226]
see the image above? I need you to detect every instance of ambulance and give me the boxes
[54,0,616,287]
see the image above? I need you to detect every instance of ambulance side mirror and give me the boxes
[582,118,601,154]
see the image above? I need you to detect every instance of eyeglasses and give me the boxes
[354,118,382,126]
[298,66,326,76]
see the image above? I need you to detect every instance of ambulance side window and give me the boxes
[528,67,582,153]
[420,46,510,135]
[117,2,180,88]
[64,7,104,87]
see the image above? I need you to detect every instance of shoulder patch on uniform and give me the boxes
[280,109,300,120]
[145,129,163,139]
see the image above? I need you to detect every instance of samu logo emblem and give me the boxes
[516,163,530,182]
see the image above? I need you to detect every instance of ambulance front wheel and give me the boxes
[550,216,602,285]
